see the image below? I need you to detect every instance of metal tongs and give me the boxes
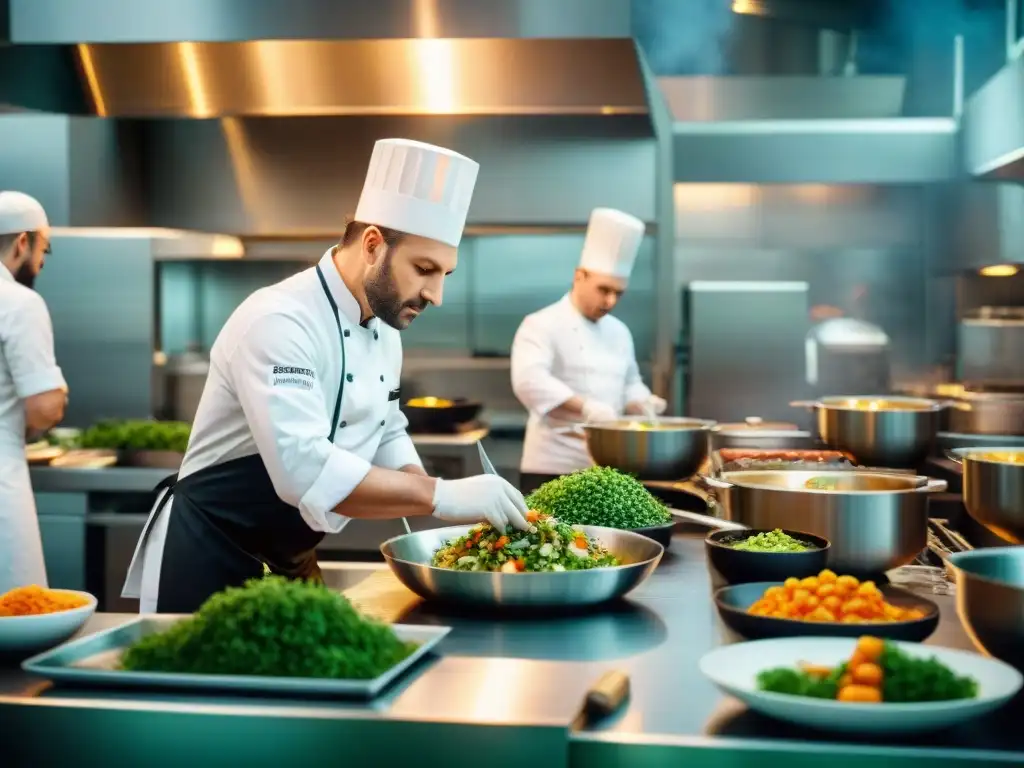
[477,440,498,476]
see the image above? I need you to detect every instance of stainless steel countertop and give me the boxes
[28,430,495,495]
[1,535,1021,765]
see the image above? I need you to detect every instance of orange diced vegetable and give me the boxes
[851,662,883,687]
[838,684,882,703]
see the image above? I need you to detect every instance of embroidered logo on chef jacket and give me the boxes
[270,365,316,391]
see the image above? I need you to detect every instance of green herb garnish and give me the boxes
[525,466,672,529]
[120,576,417,679]
[757,665,844,699]
[879,644,979,702]
[730,529,811,553]
[79,419,192,454]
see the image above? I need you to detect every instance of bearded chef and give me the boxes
[0,191,65,593]
[123,139,530,613]
[510,208,666,494]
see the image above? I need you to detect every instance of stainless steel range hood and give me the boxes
[0,0,660,234]
[4,0,644,117]
[72,39,647,118]
[963,53,1024,180]
[661,8,958,184]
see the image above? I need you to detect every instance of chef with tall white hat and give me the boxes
[0,191,65,593]
[510,207,665,493]
[123,138,530,613]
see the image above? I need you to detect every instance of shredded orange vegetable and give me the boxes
[0,585,89,617]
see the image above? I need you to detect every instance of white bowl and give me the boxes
[0,590,97,655]
[700,636,1023,735]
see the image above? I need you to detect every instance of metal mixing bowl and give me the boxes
[948,448,1024,544]
[581,417,715,480]
[792,396,946,468]
[949,547,1024,673]
[702,469,945,576]
[380,525,663,608]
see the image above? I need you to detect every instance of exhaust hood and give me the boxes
[72,39,648,118]
[661,8,957,185]
[0,0,660,234]
[963,53,1024,180]
[3,0,644,117]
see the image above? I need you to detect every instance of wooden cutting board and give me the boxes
[341,569,422,624]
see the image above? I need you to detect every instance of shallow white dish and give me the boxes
[0,590,97,654]
[700,636,1023,735]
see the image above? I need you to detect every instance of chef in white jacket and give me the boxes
[511,208,666,493]
[123,139,529,613]
[0,191,65,592]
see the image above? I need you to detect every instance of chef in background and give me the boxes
[123,138,530,613]
[511,207,665,494]
[0,191,66,592]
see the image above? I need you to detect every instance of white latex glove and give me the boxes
[581,399,618,423]
[644,395,667,416]
[432,475,530,532]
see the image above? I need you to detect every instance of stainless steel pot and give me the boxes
[947,389,1024,437]
[698,469,946,576]
[576,417,716,480]
[792,396,946,468]
[948,547,1024,673]
[947,448,1024,545]
[709,417,813,451]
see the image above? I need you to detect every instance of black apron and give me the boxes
[153,264,348,613]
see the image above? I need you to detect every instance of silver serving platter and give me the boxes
[22,616,450,699]
[381,524,664,608]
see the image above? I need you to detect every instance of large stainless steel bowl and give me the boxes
[792,396,946,468]
[582,417,715,480]
[949,547,1024,673]
[702,469,946,576]
[380,525,663,608]
[948,448,1024,544]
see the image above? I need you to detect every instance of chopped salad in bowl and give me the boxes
[431,511,621,573]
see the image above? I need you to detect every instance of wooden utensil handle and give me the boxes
[584,670,630,717]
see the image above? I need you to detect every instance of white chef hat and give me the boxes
[0,191,48,235]
[578,208,646,279]
[355,138,480,248]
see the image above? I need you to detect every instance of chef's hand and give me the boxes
[645,395,668,416]
[582,399,618,423]
[432,475,531,531]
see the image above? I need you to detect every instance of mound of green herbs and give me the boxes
[525,466,672,529]
[79,419,192,454]
[757,642,979,703]
[120,577,418,679]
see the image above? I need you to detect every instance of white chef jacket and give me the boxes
[124,248,422,608]
[511,295,652,475]
[0,263,67,591]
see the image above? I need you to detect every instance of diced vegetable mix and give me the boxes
[0,585,90,617]
[79,419,192,454]
[119,577,418,679]
[525,466,672,529]
[757,635,979,704]
[431,511,620,572]
[747,570,930,624]
[729,529,812,553]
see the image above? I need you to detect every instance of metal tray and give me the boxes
[22,616,451,699]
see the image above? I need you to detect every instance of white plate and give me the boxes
[0,590,97,654]
[700,636,1023,735]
